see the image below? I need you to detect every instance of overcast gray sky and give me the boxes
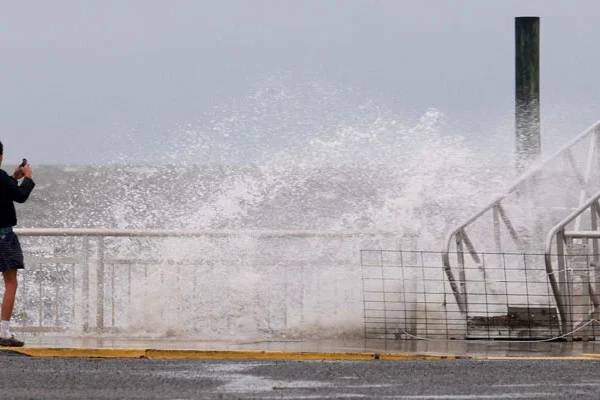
[1,1,599,164]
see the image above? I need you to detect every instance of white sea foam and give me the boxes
[20,78,526,339]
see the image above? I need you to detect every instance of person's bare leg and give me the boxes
[1,270,17,322]
[0,270,23,346]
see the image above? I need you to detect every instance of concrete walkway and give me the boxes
[3,335,600,360]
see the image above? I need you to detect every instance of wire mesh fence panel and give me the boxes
[361,249,600,341]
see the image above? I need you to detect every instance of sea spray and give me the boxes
[18,79,516,339]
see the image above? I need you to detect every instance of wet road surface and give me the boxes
[1,354,600,399]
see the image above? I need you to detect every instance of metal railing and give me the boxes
[442,120,600,316]
[9,228,400,337]
[544,189,600,336]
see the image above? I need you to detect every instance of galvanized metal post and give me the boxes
[96,237,105,330]
[592,208,598,258]
[515,17,541,173]
[559,230,575,341]
[403,236,419,336]
[556,229,571,338]
[456,230,468,314]
[82,237,90,333]
[596,128,600,263]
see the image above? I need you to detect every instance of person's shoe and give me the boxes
[0,335,24,347]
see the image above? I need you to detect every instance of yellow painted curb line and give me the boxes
[146,350,377,360]
[378,353,473,360]
[4,347,596,361]
[0,347,483,361]
[0,347,380,360]
[578,354,600,359]
[3,347,147,358]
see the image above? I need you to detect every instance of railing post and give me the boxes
[82,237,90,333]
[96,237,105,330]
[557,229,573,340]
[456,230,468,315]
[596,127,600,261]
[592,205,599,263]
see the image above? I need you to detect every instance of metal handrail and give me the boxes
[14,228,398,238]
[442,120,600,315]
[544,189,600,334]
[544,190,600,255]
[444,120,600,256]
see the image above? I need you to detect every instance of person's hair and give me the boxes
[0,141,3,156]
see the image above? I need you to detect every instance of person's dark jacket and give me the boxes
[0,169,35,228]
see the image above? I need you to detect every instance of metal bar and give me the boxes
[284,263,288,330]
[82,237,90,333]
[55,283,59,328]
[111,263,115,328]
[13,228,398,239]
[96,237,105,330]
[592,202,600,255]
[582,261,591,342]
[460,230,481,266]
[593,206,599,264]
[441,254,465,315]
[127,264,132,309]
[496,203,526,253]
[493,205,502,254]
[456,231,468,314]
[556,229,570,336]
[71,263,75,327]
[590,279,600,309]
[380,251,387,337]
[590,168,600,325]
[38,276,42,328]
[565,231,600,238]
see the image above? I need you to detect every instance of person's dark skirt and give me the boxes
[0,232,24,272]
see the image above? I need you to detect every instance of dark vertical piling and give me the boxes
[515,17,540,172]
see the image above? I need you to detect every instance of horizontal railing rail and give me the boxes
[14,228,398,238]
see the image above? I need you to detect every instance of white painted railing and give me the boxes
[12,228,399,338]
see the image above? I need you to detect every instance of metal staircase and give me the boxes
[442,120,600,339]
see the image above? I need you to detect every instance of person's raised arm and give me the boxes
[1,165,34,203]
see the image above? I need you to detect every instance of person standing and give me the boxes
[0,142,34,346]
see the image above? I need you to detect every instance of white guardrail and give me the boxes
[11,228,400,337]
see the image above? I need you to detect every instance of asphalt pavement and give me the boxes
[1,355,600,399]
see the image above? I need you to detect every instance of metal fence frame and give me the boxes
[362,249,600,341]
